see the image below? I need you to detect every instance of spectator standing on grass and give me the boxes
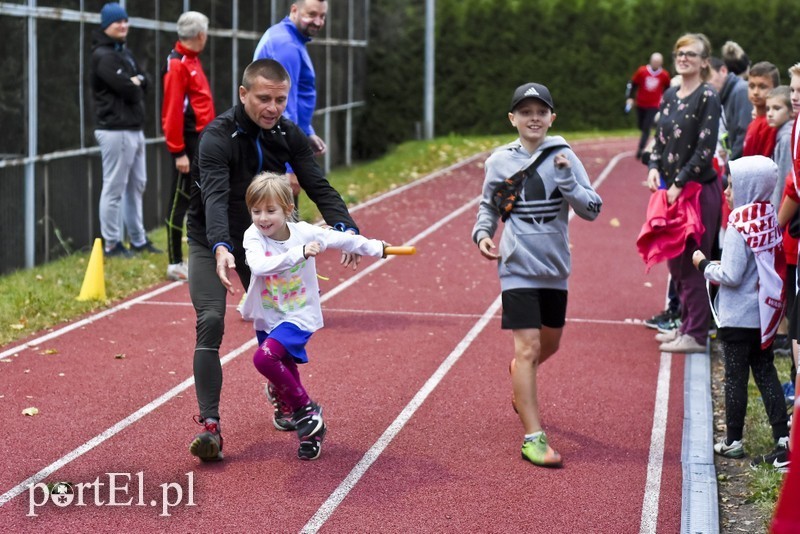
[708,57,753,162]
[161,11,216,281]
[626,52,672,160]
[693,155,790,472]
[91,3,161,257]
[766,86,796,356]
[742,61,781,158]
[253,0,328,206]
[472,82,602,468]
[646,33,721,354]
[185,59,361,462]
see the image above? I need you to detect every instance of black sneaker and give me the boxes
[104,242,133,258]
[265,382,296,431]
[644,309,679,330]
[749,437,790,472]
[292,401,324,440]
[298,422,327,460]
[773,335,792,358]
[189,416,224,462]
[131,240,163,254]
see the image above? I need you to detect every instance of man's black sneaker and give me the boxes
[644,309,679,330]
[292,401,324,440]
[104,242,133,258]
[773,335,792,358]
[298,422,327,460]
[131,239,163,254]
[189,416,224,462]
[749,437,790,473]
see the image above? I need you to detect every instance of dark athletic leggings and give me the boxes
[720,328,789,443]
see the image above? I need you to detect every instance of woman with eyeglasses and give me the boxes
[646,33,722,353]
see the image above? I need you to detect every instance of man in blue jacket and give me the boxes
[253,0,328,202]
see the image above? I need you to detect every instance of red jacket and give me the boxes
[742,115,777,158]
[636,182,704,272]
[161,41,215,156]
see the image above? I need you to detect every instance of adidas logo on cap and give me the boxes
[510,82,554,112]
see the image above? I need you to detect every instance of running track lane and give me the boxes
[1,138,682,532]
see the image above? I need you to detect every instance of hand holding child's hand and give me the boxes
[692,250,706,268]
[304,241,322,258]
[554,153,571,170]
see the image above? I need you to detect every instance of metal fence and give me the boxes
[0,0,369,274]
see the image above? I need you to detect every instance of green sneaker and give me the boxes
[521,432,562,467]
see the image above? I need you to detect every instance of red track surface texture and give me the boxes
[2,137,684,532]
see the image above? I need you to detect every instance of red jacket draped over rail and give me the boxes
[636,182,704,272]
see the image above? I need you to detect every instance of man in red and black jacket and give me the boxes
[161,11,216,281]
[626,52,672,160]
[185,59,360,462]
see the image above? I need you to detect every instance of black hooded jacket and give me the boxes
[90,29,147,130]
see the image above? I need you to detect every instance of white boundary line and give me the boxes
[301,296,503,533]
[639,352,672,534]
[0,180,481,507]
[300,149,632,533]
[0,282,183,359]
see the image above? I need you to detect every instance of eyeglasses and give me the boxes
[672,50,701,59]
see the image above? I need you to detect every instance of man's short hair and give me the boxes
[709,57,726,72]
[242,59,291,89]
[177,11,208,40]
[750,61,780,87]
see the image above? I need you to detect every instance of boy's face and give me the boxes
[748,75,775,111]
[790,75,800,115]
[508,99,556,149]
[766,97,792,128]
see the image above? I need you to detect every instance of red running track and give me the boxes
[1,137,683,532]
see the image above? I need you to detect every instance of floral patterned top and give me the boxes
[648,83,721,188]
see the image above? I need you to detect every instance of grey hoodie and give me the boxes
[703,155,779,328]
[472,136,602,291]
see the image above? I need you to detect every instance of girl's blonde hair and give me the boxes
[245,172,296,221]
[788,63,800,80]
[674,33,712,81]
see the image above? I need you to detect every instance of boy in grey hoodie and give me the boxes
[472,83,602,467]
[692,155,790,471]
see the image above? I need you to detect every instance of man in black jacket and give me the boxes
[187,59,360,461]
[90,3,161,257]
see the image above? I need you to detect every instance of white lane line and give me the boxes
[0,340,255,507]
[300,296,503,534]
[301,149,630,532]
[0,191,480,507]
[0,282,183,359]
[639,352,672,534]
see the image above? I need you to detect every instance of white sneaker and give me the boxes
[166,262,189,281]
[655,329,679,343]
[659,333,706,353]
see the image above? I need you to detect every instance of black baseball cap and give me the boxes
[509,83,554,112]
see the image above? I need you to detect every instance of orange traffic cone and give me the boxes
[77,238,107,301]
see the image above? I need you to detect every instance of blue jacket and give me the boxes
[253,17,317,137]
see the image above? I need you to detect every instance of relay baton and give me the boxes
[383,246,416,256]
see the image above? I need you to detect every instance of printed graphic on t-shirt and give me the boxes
[260,254,308,312]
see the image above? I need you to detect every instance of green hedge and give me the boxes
[356,0,800,158]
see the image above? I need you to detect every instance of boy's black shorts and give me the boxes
[501,288,568,330]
